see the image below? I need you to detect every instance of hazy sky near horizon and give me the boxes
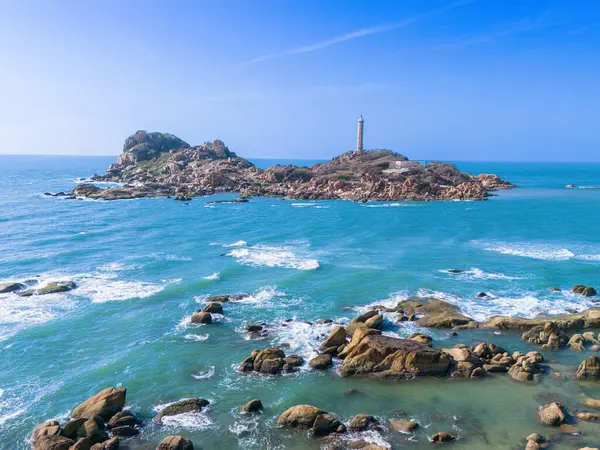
[1,0,599,161]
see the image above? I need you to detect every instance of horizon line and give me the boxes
[1,153,600,164]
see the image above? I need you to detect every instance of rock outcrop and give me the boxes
[576,356,600,381]
[484,308,600,331]
[32,388,134,450]
[338,327,452,378]
[71,131,515,202]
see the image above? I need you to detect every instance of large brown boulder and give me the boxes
[190,311,212,324]
[70,438,93,450]
[576,356,600,380]
[156,436,194,450]
[538,402,566,425]
[72,388,126,421]
[573,285,597,297]
[32,420,61,443]
[309,354,333,370]
[395,297,473,329]
[154,398,210,423]
[77,416,108,444]
[33,435,74,450]
[277,405,325,429]
[90,437,119,450]
[338,327,452,377]
[239,348,286,374]
[348,414,378,431]
[321,326,347,348]
[416,311,471,329]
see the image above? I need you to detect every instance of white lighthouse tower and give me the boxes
[356,114,364,153]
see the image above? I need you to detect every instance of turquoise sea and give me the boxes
[1,155,600,449]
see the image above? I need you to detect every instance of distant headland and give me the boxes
[68,122,515,202]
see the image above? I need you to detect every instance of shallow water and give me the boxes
[1,156,600,448]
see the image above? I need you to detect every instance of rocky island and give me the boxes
[70,130,514,201]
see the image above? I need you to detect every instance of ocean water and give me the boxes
[1,155,600,449]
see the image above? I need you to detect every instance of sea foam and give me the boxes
[227,244,319,270]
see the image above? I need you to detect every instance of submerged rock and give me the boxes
[431,432,456,443]
[18,281,77,297]
[522,322,569,349]
[156,436,194,450]
[538,402,566,425]
[389,418,419,433]
[153,398,209,423]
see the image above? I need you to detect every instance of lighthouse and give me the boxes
[356,114,364,153]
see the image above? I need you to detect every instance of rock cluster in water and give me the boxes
[66,130,515,202]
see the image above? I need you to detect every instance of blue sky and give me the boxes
[1,0,599,160]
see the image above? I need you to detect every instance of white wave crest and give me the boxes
[361,202,414,208]
[227,245,319,270]
[440,268,523,280]
[153,400,213,429]
[192,366,215,379]
[271,318,339,361]
[203,273,220,280]
[184,334,209,341]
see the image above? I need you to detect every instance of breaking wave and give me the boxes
[227,244,319,270]
[153,400,213,429]
[474,241,600,262]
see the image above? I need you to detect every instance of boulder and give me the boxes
[90,437,119,450]
[32,420,62,443]
[583,397,600,408]
[202,303,223,314]
[110,426,138,437]
[522,322,569,349]
[153,398,210,423]
[350,310,379,324]
[77,416,107,444]
[156,436,194,450]
[239,348,286,374]
[576,412,600,421]
[416,311,472,329]
[33,435,74,450]
[0,282,24,293]
[190,311,212,324]
[69,438,93,450]
[61,419,86,440]
[431,432,456,442]
[241,399,263,413]
[573,285,597,297]
[277,405,325,429]
[408,332,433,346]
[71,388,126,421]
[321,326,347,348]
[389,418,419,433]
[348,414,378,431]
[339,331,452,378]
[364,314,383,330]
[576,356,600,380]
[309,354,333,370]
[538,402,566,425]
[312,412,344,436]
[38,281,77,295]
[106,411,137,429]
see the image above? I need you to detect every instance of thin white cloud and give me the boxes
[435,17,557,49]
[245,0,475,65]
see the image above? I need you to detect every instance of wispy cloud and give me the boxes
[435,17,556,49]
[568,21,600,35]
[245,0,474,65]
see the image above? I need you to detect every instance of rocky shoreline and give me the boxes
[60,130,515,202]
[27,283,600,450]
